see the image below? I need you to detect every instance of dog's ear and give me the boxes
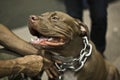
[74,19,89,38]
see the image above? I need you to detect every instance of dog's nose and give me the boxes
[29,15,39,20]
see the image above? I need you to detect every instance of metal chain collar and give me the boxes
[54,36,92,72]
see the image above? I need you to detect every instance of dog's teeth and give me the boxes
[31,37,39,42]
[48,38,53,41]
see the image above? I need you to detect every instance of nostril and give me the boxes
[30,15,38,20]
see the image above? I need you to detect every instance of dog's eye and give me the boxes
[51,16,59,21]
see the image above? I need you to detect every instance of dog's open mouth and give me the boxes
[31,35,65,47]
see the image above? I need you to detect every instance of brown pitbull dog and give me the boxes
[28,11,120,80]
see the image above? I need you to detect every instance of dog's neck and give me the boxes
[47,36,92,80]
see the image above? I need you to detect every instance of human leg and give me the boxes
[64,0,84,21]
[88,0,108,54]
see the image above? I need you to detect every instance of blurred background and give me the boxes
[0,0,120,79]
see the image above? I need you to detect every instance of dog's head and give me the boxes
[28,11,89,57]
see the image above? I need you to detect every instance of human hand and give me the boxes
[15,55,43,77]
[43,58,60,79]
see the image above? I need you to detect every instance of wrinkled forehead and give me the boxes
[41,11,74,20]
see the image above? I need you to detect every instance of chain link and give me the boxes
[55,36,92,80]
[74,36,92,71]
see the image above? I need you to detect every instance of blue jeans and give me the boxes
[64,0,108,54]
